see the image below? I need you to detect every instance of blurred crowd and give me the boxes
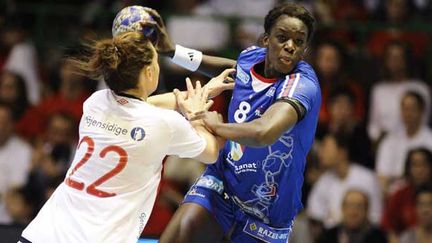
[1,0,432,243]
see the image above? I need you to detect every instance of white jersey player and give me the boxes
[20,31,231,243]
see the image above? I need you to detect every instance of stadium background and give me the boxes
[0,0,432,243]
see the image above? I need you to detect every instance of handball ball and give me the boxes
[112,6,156,38]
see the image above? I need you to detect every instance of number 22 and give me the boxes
[65,136,128,198]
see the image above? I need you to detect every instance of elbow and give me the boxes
[253,127,278,147]
[201,152,218,164]
[200,143,220,164]
[202,154,218,164]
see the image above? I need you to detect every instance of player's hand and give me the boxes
[141,8,175,56]
[205,68,236,98]
[174,78,214,121]
[202,111,224,132]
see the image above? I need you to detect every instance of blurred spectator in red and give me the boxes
[0,71,29,120]
[399,183,432,243]
[367,0,429,59]
[317,189,388,243]
[312,0,368,24]
[376,91,432,192]
[317,86,374,169]
[382,148,432,236]
[307,132,382,228]
[16,60,90,140]
[0,103,32,224]
[1,14,41,105]
[368,41,430,143]
[313,41,365,124]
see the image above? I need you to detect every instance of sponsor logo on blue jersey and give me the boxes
[195,175,224,194]
[236,66,250,84]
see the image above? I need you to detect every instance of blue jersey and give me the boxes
[216,46,321,227]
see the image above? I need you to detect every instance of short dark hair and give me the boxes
[415,182,432,202]
[264,3,315,41]
[402,90,426,111]
[342,189,370,210]
[327,131,350,151]
[328,85,356,106]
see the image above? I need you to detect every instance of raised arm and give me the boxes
[143,8,236,77]
[147,68,235,111]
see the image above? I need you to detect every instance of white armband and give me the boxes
[170,44,203,72]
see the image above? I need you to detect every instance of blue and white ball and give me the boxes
[112,6,156,38]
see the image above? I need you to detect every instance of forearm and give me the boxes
[211,120,274,147]
[206,102,299,147]
[147,92,178,110]
[198,55,236,77]
[163,45,236,78]
[192,122,220,164]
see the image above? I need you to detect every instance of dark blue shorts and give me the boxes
[183,166,292,243]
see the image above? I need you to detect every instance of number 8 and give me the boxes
[234,101,251,123]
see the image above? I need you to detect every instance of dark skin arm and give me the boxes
[203,102,299,147]
[143,8,236,77]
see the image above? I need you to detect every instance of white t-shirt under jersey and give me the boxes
[22,89,206,243]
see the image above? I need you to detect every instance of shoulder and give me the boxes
[289,61,320,92]
[237,46,266,64]
[8,136,32,152]
[294,61,318,81]
[315,171,337,186]
[83,89,110,110]
[351,164,376,179]
[379,132,401,146]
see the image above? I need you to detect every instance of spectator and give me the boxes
[28,112,76,201]
[399,183,432,243]
[318,189,388,243]
[165,0,230,52]
[0,70,29,120]
[3,187,34,226]
[307,132,382,228]
[367,0,429,59]
[368,41,430,143]
[16,60,90,140]
[317,86,374,169]
[376,91,432,192]
[0,103,32,224]
[1,15,40,105]
[313,41,365,124]
[382,148,432,235]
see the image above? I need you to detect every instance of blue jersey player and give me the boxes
[145,3,320,243]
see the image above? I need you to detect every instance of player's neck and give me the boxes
[120,88,147,101]
[259,61,282,79]
[334,159,350,179]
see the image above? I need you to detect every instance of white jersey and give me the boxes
[22,89,206,243]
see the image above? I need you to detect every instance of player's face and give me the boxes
[262,15,308,76]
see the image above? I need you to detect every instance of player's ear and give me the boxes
[301,47,310,59]
[139,65,152,82]
[261,33,269,48]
